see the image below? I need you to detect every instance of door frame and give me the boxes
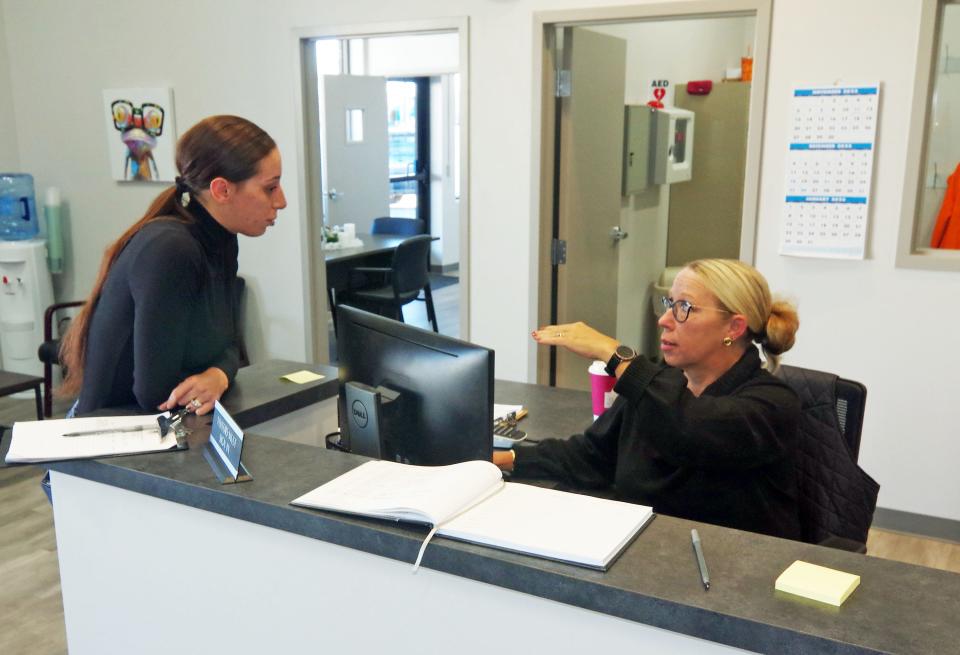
[530,0,773,384]
[292,18,470,363]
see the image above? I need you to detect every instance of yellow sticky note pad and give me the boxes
[775,560,860,606]
[281,370,325,384]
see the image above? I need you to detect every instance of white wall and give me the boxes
[0,0,956,522]
[430,75,460,270]
[366,32,459,76]
[757,0,959,521]
[0,4,19,169]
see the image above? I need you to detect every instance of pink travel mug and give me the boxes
[588,360,618,420]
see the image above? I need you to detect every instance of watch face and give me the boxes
[616,345,637,360]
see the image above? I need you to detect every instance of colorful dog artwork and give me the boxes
[103,88,176,182]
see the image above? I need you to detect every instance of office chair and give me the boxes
[775,365,878,553]
[835,377,867,460]
[340,235,438,332]
[37,300,85,418]
[370,217,426,236]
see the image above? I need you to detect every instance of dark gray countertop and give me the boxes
[221,359,338,428]
[1,359,338,466]
[46,377,960,655]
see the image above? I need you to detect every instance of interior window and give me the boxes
[919,2,960,248]
[898,0,960,268]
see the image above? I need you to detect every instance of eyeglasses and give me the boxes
[660,296,731,323]
[110,100,165,137]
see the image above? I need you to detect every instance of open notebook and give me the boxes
[291,459,654,571]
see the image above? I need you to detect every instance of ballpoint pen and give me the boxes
[62,425,160,438]
[691,528,711,591]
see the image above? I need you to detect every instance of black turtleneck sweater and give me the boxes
[76,202,241,413]
[514,347,802,540]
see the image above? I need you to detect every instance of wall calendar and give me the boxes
[779,84,880,259]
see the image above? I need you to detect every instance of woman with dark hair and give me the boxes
[496,259,803,540]
[60,115,286,416]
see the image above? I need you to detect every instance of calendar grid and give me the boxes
[779,85,879,259]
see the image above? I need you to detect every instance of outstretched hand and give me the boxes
[532,321,619,363]
[158,367,229,416]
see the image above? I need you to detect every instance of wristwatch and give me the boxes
[605,344,637,376]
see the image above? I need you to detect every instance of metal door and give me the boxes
[321,75,390,233]
[552,27,627,389]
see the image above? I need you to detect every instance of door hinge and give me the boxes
[555,70,571,98]
[551,238,567,265]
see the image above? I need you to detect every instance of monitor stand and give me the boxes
[343,381,399,459]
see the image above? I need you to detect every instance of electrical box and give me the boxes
[622,105,654,195]
[652,107,695,184]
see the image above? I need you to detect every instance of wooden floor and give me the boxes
[2,278,958,653]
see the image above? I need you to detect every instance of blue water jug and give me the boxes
[0,173,40,240]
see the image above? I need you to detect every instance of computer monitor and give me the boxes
[336,304,494,466]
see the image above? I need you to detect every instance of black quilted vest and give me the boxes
[776,365,880,545]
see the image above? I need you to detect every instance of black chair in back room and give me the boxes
[339,234,438,332]
[370,217,426,236]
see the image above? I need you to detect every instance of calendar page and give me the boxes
[779,84,880,259]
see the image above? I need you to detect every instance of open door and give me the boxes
[321,75,390,233]
[551,27,627,389]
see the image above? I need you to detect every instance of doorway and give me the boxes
[535,2,772,389]
[387,77,431,225]
[297,21,469,363]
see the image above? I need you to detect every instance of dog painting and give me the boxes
[103,88,176,182]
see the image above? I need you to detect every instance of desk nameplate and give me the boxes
[203,401,252,484]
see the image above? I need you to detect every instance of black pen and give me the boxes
[691,528,710,590]
[62,425,159,438]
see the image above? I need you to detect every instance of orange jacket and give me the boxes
[930,162,960,249]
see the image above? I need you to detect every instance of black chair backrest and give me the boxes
[371,217,425,236]
[391,235,432,295]
[835,377,866,460]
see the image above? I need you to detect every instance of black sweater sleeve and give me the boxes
[512,396,623,489]
[210,339,241,385]
[128,229,206,409]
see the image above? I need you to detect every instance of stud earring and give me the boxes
[722,337,733,347]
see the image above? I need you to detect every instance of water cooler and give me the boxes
[1,173,55,385]
[0,239,54,379]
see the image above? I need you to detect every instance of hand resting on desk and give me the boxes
[157,367,229,416]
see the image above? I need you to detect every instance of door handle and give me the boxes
[610,226,629,242]
[326,188,343,200]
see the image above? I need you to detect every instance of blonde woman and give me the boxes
[498,259,802,539]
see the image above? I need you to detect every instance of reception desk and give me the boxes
[44,378,960,654]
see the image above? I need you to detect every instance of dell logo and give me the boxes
[351,400,368,428]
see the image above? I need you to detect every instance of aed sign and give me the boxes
[210,400,244,479]
[646,78,673,108]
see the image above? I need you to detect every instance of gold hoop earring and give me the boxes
[722,337,733,347]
